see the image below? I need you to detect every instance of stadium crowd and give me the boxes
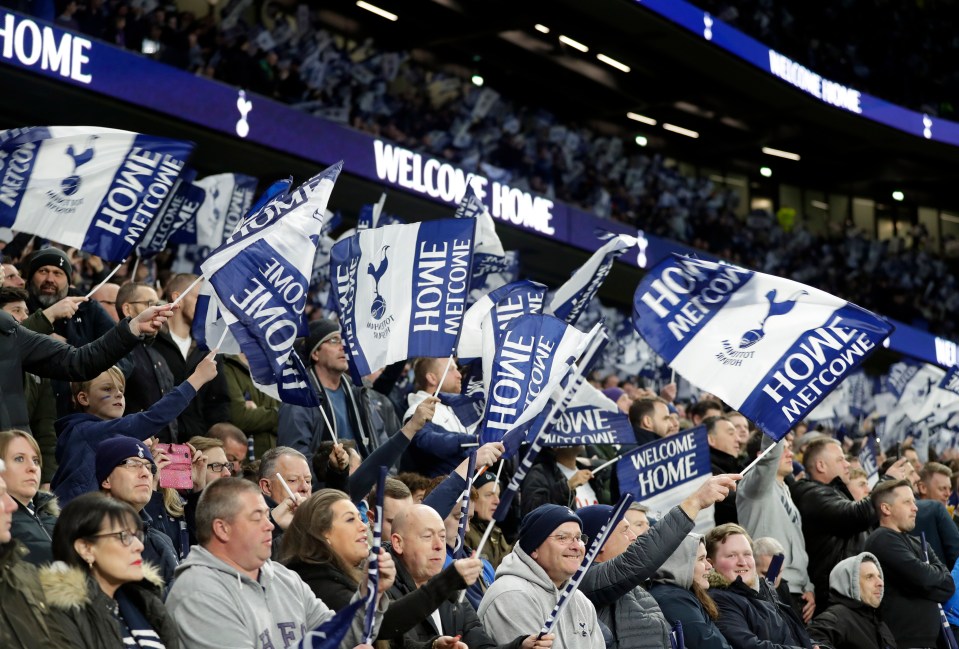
[1,241,959,649]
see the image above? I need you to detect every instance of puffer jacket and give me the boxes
[708,572,813,649]
[578,505,694,649]
[39,561,179,649]
[0,542,54,649]
[10,491,58,565]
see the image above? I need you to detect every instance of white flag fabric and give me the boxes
[548,233,636,325]
[457,279,547,359]
[0,126,194,260]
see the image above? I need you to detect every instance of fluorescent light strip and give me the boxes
[663,123,699,138]
[558,35,588,52]
[627,112,657,126]
[597,53,630,73]
[356,1,397,21]
[761,146,801,161]
[534,24,550,34]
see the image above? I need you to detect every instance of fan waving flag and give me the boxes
[633,255,893,441]
[200,162,343,407]
[331,218,477,383]
[548,232,637,325]
[0,126,194,261]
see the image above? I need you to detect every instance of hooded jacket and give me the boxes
[0,542,54,649]
[806,553,896,649]
[707,571,813,649]
[650,534,731,649]
[165,545,384,649]
[10,491,58,565]
[221,355,279,458]
[578,505,694,649]
[39,561,179,649]
[477,544,604,649]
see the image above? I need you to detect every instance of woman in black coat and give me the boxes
[2,430,58,564]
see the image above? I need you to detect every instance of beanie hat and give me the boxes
[27,248,72,282]
[518,504,581,555]
[95,436,155,485]
[602,388,625,403]
[303,318,341,360]
[576,504,614,545]
[472,471,498,491]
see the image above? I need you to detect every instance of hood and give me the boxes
[174,544,271,588]
[40,561,164,610]
[654,533,703,589]
[31,490,60,516]
[495,544,563,594]
[54,413,101,443]
[829,552,883,603]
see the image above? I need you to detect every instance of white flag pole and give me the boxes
[592,454,623,474]
[84,259,126,299]
[740,441,778,476]
[432,354,456,398]
[169,275,204,307]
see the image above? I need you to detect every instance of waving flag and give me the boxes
[191,173,258,266]
[617,426,714,531]
[137,169,203,257]
[454,185,509,290]
[299,599,363,649]
[0,126,194,261]
[363,466,387,644]
[941,367,959,396]
[458,279,547,359]
[357,193,386,230]
[548,232,637,325]
[331,218,477,383]
[453,451,477,559]
[633,255,893,441]
[858,435,879,487]
[534,381,636,447]
[200,163,342,406]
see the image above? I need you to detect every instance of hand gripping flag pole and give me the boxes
[452,451,477,559]
[363,466,388,644]
[538,492,635,638]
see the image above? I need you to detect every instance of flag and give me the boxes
[453,185,509,292]
[0,126,194,261]
[200,162,342,406]
[941,367,959,396]
[534,381,636,447]
[453,451,477,559]
[363,466,387,644]
[540,493,634,637]
[478,314,595,446]
[330,218,477,383]
[458,279,547,359]
[357,193,386,230]
[633,255,893,441]
[136,168,202,257]
[298,599,363,649]
[438,391,484,429]
[617,426,714,531]
[548,232,637,325]
[191,172,259,269]
[858,435,879,487]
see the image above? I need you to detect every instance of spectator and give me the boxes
[521,446,599,516]
[624,502,651,535]
[690,399,723,426]
[256,446,315,557]
[166,477,391,649]
[726,412,751,459]
[753,536,793,607]
[1,263,24,289]
[705,416,742,525]
[628,397,672,445]
[918,461,953,507]
[864,479,955,649]
[207,422,250,475]
[464,470,512,570]
[89,282,120,322]
[221,353,279,458]
[188,436,233,485]
[846,467,872,501]
[807,552,896,649]
[367,477,413,540]
[2,429,57,565]
[396,471,431,503]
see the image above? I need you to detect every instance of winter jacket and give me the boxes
[140,508,179,588]
[650,533,731,649]
[19,310,58,480]
[521,452,605,516]
[222,355,279,458]
[864,526,955,648]
[400,390,475,477]
[478,544,605,649]
[387,545,525,649]
[10,491,57,565]
[443,543,495,612]
[710,448,742,525]
[166,545,385,649]
[789,476,876,609]
[736,439,813,596]
[0,542,54,649]
[579,505,695,649]
[708,571,813,649]
[0,310,140,435]
[39,562,179,649]
[50,381,198,506]
[123,340,179,442]
[806,553,896,649]
[465,517,512,571]
[911,499,959,568]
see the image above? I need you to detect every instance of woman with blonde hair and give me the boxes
[1,429,58,564]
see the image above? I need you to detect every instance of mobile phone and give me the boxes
[765,553,785,585]
[155,443,193,490]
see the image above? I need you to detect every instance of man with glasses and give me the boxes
[117,282,180,442]
[479,503,605,647]
[90,282,120,322]
[257,446,312,558]
[96,436,178,587]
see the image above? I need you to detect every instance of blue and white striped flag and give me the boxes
[454,185,508,291]
[539,492,634,637]
[633,255,893,441]
[137,168,202,257]
[299,599,363,649]
[200,163,343,406]
[453,451,477,558]
[0,126,194,261]
[363,466,387,644]
[458,279,547,359]
[548,232,636,326]
[330,218,477,383]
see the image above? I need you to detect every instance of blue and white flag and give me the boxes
[458,279,547,359]
[548,232,636,325]
[453,451,477,559]
[331,218,477,383]
[363,466,387,644]
[357,193,386,230]
[535,381,636,447]
[941,367,959,396]
[137,169,203,257]
[540,493,634,637]
[298,599,363,649]
[633,255,893,441]
[200,163,343,406]
[191,173,259,268]
[858,435,879,487]
[478,314,595,446]
[192,281,241,354]
[0,126,194,261]
[454,185,509,290]
[617,426,713,530]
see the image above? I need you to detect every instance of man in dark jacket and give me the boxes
[790,437,909,613]
[628,397,672,447]
[808,552,896,649]
[705,416,743,525]
[521,446,605,516]
[865,479,954,649]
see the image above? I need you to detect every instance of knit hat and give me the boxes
[95,436,155,485]
[576,504,614,545]
[601,388,625,403]
[304,318,341,360]
[518,504,581,554]
[27,248,72,282]
[472,471,498,491]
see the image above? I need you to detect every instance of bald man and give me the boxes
[90,282,120,322]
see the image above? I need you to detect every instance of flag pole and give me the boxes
[740,441,778,476]
[129,254,141,283]
[84,258,126,299]
[213,326,230,352]
[170,275,204,307]
[592,454,623,474]
[432,353,456,398]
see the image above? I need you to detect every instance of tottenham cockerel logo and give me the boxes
[716,289,807,367]
[368,245,390,321]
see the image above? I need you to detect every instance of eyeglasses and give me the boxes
[127,300,163,308]
[91,529,145,547]
[322,337,343,346]
[549,533,588,546]
[116,459,157,475]
[207,462,232,474]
